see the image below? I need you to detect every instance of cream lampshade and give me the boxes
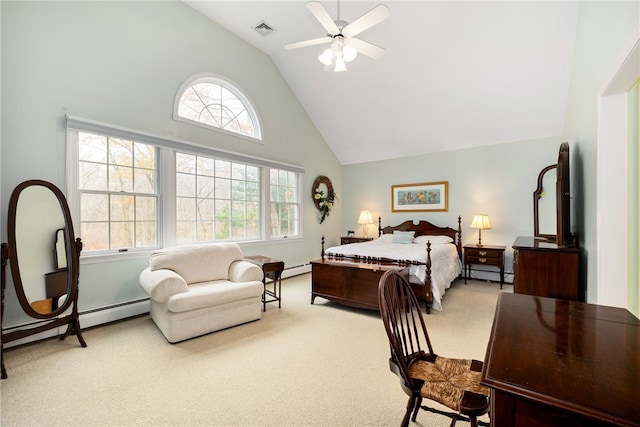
[358,210,374,238]
[469,214,492,247]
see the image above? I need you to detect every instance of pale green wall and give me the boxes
[563,0,639,304]
[342,137,562,281]
[343,1,640,299]
[0,1,341,326]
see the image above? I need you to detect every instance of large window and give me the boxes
[270,169,300,237]
[67,116,302,256]
[174,74,262,141]
[77,132,158,252]
[175,152,260,243]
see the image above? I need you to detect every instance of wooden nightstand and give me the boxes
[340,236,373,245]
[463,244,506,288]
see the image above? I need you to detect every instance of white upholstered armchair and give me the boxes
[139,242,264,343]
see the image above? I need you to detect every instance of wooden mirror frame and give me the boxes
[532,143,572,246]
[1,180,86,379]
[533,164,557,241]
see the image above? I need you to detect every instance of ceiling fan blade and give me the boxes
[285,36,332,50]
[342,4,389,38]
[307,1,340,35]
[345,38,386,60]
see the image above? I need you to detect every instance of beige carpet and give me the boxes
[0,273,509,427]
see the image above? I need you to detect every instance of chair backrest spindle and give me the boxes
[379,271,435,385]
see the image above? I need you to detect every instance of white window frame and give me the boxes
[66,116,303,261]
[173,73,263,143]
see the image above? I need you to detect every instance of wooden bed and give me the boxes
[310,217,462,313]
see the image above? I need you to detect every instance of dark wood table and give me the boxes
[244,255,284,311]
[481,292,640,426]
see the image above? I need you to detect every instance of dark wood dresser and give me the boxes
[512,236,581,301]
[482,293,640,426]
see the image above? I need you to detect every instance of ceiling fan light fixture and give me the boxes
[318,48,334,66]
[334,56,347,72]
[342,45,358,62]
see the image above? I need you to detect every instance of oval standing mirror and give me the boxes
[1,180,86,379]
[533,164,557,240]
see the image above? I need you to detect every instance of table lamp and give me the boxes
[358,210,374,238]
[469,214,492,247]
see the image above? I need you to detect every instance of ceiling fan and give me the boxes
[285,1,389,72]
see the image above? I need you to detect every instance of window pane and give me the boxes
[196,198,214,220]
[176,221,196,242]
[134,169,156,194]
[197,176,215,199]
[247,201,259,220]
[215,160,231,178]
[81,222,109,251]
[176,152,196,174]
[136,197,156,221]
[134,143,155,169]
[79,133,107,163]
[110,195,134,221]
[136,221,156,247]
[176,197,195,221]
[108,138,133,166]
[81,194,109,222]
[109,165,133,192]
[232,163,246,181]
[79,161,107,190]
[215,221,230,240]
[197,157,215,177]
[197,220,214,241]
[110,222,134,249]
[215,178,231,199]
[247,182,259,202]
[176,173,195,197]
[232,180,245,200]
[232,201,245,220]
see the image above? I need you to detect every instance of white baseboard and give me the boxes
[80,299,150,329]
[282,263,311,279]
[4,265,312,348]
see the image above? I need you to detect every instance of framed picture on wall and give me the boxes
[391,181,448,212]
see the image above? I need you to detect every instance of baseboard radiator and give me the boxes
[3,264,311,348]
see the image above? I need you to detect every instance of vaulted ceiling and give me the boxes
[184,1,579,165]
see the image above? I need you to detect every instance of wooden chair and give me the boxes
[378,271,490,427]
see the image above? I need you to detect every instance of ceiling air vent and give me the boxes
[253,20,276,37]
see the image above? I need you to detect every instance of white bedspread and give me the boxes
[324,240,462,311]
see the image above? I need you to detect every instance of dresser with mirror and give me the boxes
[512,142,582,301]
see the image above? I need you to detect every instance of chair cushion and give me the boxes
[166,280,263,313]
[409,356,489,412]
[149,243,244,284]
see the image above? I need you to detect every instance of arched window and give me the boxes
[174,74,262,141]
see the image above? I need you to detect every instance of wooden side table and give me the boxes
[340,236,373,245]
[244,255,284,311]
[463,244,506,288]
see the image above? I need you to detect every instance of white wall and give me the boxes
[0,1,342,327]
[563,0,639,306]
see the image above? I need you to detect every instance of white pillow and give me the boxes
[379,233,394,242]
[413,235,454,244]
[392,230,415,244]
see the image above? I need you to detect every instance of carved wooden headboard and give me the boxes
[377,216,463,259]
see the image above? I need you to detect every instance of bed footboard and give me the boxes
[313,240,434,313]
